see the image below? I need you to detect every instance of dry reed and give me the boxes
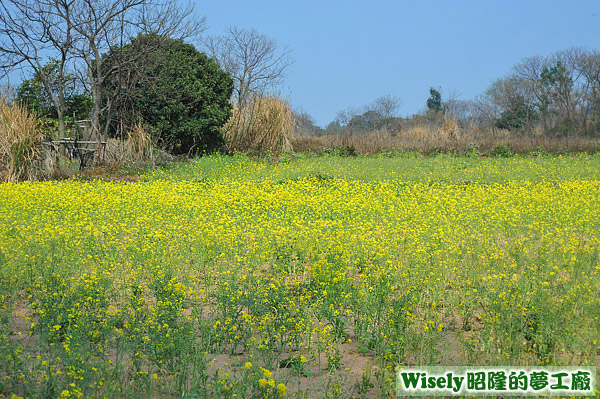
[126,121,154,163]
[0,96,44,182]
[223,95,293,153]
[104,121,155,165]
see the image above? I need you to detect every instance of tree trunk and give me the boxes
[57,110,66,138]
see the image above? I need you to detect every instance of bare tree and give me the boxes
[510,48,597,134]
[335,95,402,126]
[69,0,205,141]
[471,92,501,127]
[203,27,293,148]
[553,47,596,131]
[292,110,321,137]
[440,89,460,114]
[371,95,402,118]
[0,0,76,137]
[334,106,362,126]
[444,99,473,123]
[63,0,142,141]
[0,0,205,141]
[578,50,600,120]
[204,27,293,107]
[135,1,205,41]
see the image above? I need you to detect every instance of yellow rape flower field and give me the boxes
[0,154,599,398]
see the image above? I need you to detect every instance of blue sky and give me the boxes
[200,0,600,126]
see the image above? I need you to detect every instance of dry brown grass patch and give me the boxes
[104,122,155,165]
[223,95,293,153]
[0,96,44,182]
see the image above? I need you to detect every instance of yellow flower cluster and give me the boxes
[0,154,598,397]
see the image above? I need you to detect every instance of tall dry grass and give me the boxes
[291,125,600,155]
[126,121,154,163]
[223,95,293,153]
[104,122,155,165]
[0,96,44,182]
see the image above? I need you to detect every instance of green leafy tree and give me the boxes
[426,87,443,112]
[495,96,538,130]
[540,61,572,91]
[102,34,234,154]
[16,72,55,118]
[16,61,92,136]
[540,61,577,133]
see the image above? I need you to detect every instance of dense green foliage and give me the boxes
[495,96,539,131]
[16,61,92,134]
[103,34,234,154]
[426,87,443,112]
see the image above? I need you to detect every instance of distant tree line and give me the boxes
[483,47,600,136]
[296,47,600,139]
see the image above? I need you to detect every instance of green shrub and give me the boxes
[467,143,481,157]
[492,144,512,157]
[495,97,538,131]
[102,34,234,155]
[323,145,356,157]
[531,146,548,157]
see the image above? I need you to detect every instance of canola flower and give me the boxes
[0,154,598,397]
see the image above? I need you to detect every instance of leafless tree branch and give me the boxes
[0,0,207,141]
[204,27,294,106]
